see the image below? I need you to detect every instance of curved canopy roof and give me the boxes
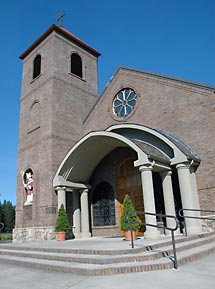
[53,124,200,188]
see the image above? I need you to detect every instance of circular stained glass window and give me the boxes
[112,88,137,118]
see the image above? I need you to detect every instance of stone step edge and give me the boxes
[153,234,215,257]
[177,243,215,266]
[0,248,164,264]
[0,243,214,275]
[0,232,214,256]
[0,235,214,265]
[0,252,174,275]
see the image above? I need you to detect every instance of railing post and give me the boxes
[130,222,134,249]
[179,208,188,236]
[179,208,215,236]
[171,230,178,269]
[184,217,188,236]
[0,222,4,233]
[126,210,179,269]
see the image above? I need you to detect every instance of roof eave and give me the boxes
[118,66,215,91]
[19,24,101,60]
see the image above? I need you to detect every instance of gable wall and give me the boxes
[83,69,215,210]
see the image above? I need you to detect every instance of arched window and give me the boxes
[33,55,41,79]
[28,101,40,133]
[92,182,116,226]
[71,53,83,78]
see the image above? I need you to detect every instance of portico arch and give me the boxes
[53,124,202,239]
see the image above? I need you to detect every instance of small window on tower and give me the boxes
[71,53,82,78]
[33,55,41,79]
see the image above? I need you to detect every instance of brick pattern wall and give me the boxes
[16,30,99,232]
[84,68,215,213]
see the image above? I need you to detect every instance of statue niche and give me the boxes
[23,168,34,205]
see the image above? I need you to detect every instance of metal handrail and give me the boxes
[126,211,179,269]
[179,208,215,236]
[0,222,4,232]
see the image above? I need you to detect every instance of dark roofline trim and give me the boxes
[106,123,201,163]
[119,66,215,91]
[19,24,101,60]
[154,128,201,163]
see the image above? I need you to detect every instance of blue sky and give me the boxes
[0,0,214,205]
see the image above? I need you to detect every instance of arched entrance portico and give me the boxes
[53,124,202,239]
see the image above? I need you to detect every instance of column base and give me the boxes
[74,232,91,239]
[165,228,181,236]
[186,227,203,235]
[81,232,91,238]
[144,228,161,239]
[185,219,203,235]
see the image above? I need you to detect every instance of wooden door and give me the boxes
[117,158,145,236]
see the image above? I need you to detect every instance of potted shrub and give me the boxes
[55,204,70,241]
[120,194,140,241]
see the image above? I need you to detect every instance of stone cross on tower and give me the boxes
[57,12,65,27]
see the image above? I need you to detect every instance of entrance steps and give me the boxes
[0,232,215,275]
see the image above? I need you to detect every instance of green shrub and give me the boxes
[55,204,70,233]
[120,194,140,231]
[0,233,12,241]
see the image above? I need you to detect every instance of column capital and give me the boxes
[139,164,153,173]
[176,162,190,170]
[55,186,67,192]
[80,188,89,194]
[160,169,172,178]
[55,186,74,192]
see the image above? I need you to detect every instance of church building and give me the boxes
[14,24,215,242]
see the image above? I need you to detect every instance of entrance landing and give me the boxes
[0,232,215,275]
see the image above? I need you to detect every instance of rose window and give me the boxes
[112,88,137,118]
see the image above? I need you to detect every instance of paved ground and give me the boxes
[0,253,214,289]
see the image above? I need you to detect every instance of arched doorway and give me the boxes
[117,158,145,236]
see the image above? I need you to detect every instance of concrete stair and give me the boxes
[0,232,215,275]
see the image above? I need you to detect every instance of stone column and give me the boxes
[176,163,202,235]
[72,190,81,238]
[160,170,178,235]
[190,166,201,211]
[80,188,91,238]
[189,165,202,232]
[56,187,66,210]
[139,165,160,239]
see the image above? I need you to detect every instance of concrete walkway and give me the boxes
[0,252,214,289]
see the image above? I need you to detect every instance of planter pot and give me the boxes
[56,231,66,241]
[124,230,136,241]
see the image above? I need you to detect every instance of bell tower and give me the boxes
[14,24,100,241]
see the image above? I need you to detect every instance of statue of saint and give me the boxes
[23,169,34,205]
